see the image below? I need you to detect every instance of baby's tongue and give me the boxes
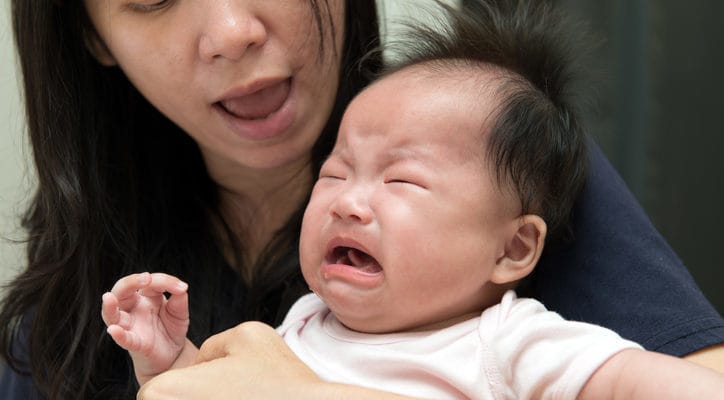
[221,79,289,119]
[346,248,382,273]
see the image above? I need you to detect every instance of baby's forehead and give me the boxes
[383,62,506,121]
[340,61,514,158]
[384,59,514,94]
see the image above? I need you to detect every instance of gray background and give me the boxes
[0,1,29,293]
[553,0,724,314]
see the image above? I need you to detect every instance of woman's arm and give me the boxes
[684,344,724,374]
[1,362,37,400]
[137,322,414,400]
[530,139,724,355]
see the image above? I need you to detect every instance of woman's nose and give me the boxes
[198,2,268,62]
[330,185,373,225]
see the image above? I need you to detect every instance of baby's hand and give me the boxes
[101,272,189,383]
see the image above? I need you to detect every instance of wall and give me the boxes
[555,0,724,314]
[0,1,29,291]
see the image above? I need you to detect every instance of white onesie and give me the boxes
[277,291,641,400]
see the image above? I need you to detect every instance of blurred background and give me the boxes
[1,1,722,314]
[0,1,29,295]
[551,0,724,314]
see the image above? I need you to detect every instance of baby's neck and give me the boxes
[402,311,482,333]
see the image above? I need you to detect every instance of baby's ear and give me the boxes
[84,29,117,67]
[491,215,546,284]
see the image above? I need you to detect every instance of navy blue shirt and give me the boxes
[1,363,36,400]
[3,141,724,399]
[528,141,724,353]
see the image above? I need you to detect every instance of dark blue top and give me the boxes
[1,363,36,400]
[3,141,724,399]
[529,141,724,353]
[1,312,40,399]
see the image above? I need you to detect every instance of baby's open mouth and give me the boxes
[330,246,382,273]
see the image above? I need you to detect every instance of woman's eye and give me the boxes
[127,0,172,12]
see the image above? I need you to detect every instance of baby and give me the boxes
[102,0,724,398]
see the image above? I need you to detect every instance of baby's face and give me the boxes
[300,65,522,333]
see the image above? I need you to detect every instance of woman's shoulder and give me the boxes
[532,140,724,356]
[1,310,41,400]
[1,361,38,400]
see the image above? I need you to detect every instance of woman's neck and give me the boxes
[207,155,314,278]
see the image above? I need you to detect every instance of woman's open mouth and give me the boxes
[214,77,295,140]
[218,78,291,120]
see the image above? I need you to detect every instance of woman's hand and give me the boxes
[137,321,322,400]
[137,321,413,400]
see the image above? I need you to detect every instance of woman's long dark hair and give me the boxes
[0,1,380,399]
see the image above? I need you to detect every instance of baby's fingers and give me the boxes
[101,292,121,326]
[165,289,189,321]
[110,272,152,309]
[106,325,143,352]
[101,292,134,329]
[139,273,188,297]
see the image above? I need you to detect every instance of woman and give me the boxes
[1,1,722,399]
[1,1,380,398]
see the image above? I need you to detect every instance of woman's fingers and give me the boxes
[195,321,281,364]
[140,323,319,400]
[194,324,236,364]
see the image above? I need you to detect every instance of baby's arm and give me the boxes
[101,272,199,385]
[579,348,724,399]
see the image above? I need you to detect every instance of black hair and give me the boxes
[382,0,588,243]
[1,1,380,398]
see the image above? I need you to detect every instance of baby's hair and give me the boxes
[381,0,589,244]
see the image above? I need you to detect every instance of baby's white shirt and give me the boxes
[277,291,641,400]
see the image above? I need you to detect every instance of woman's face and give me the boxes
[85,0,344,180]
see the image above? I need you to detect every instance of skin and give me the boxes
[300,65,544,333]
[686,344,724,374]
[141,321,411,400]
[84,0,343,264]
[579,348,724,399]
[101,272,194,385]
[104,283,409,399]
